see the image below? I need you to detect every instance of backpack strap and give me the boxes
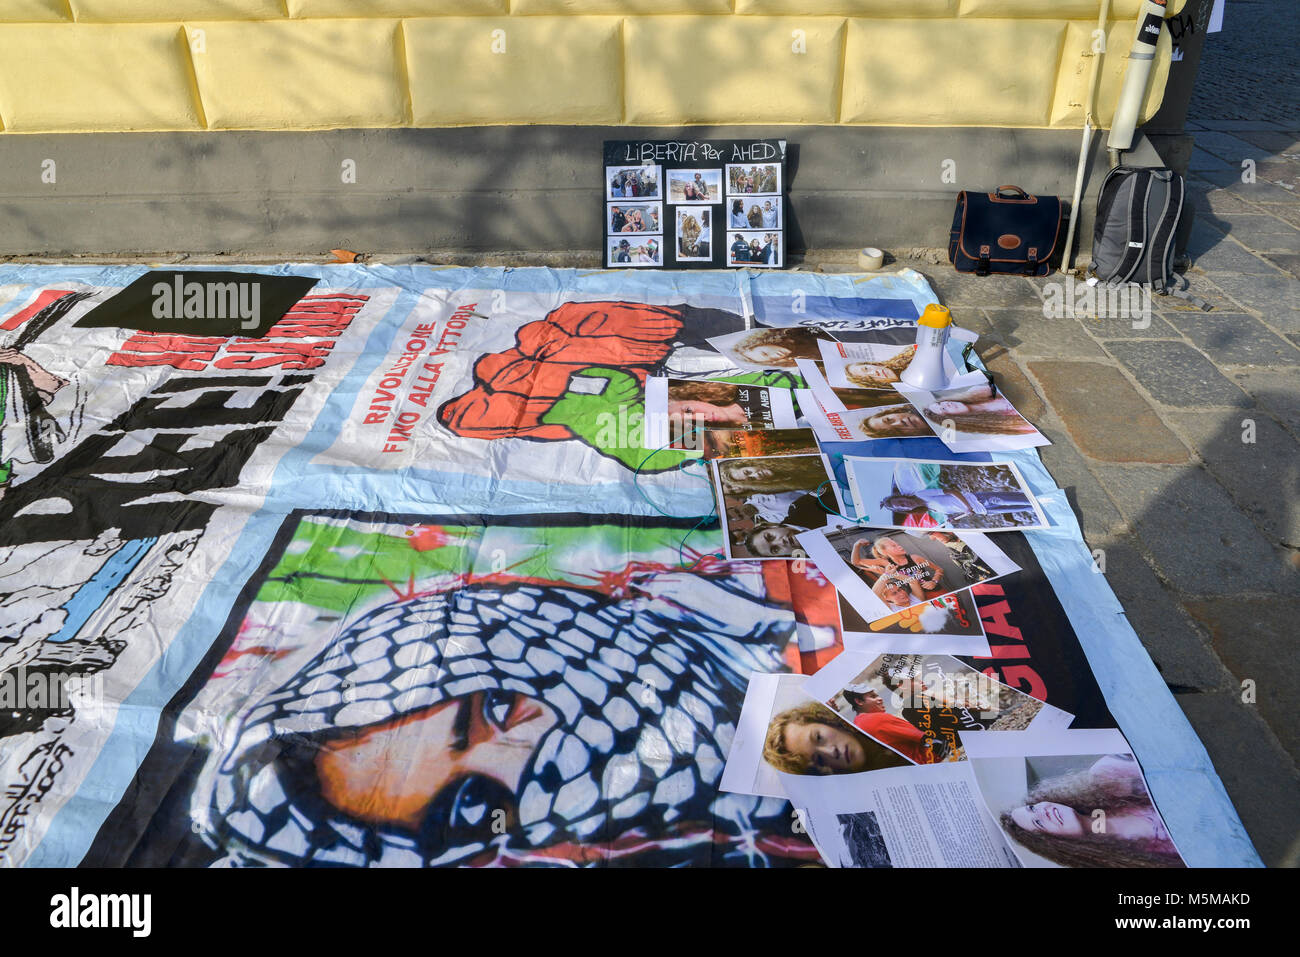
[1149,174,1184,294]
[1146,177,1173,291]
[1166,272,1212,311]
[1088,168,1128,279]
[1112,170,1154,284]
[976,244,991,277]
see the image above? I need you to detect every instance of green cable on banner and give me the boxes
[631,424,725,567]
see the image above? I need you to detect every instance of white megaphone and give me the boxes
[900,303,953,391]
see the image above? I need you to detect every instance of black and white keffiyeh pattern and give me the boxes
[195,567,798,867]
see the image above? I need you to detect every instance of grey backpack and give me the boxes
[1089,166,1208,309]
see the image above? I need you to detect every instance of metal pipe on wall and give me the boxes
[1108,0,1170,156]
[1061,0,1115,272]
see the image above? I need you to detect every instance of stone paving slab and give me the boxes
[919,269,1042,309]
[1256,162,1300,195]
[1074,310,1180,339]
[979,347,1045,423]
[1228,370,1300,438]
[1087,464,1296,597]
[1174,691,1300,867]
[1190,149,1239,174]
[1189,184,1259,215]
[1187,221,1290,274]
[1264,252,1300,278]
[1162,311,1300,366]
[1184,599,1300,767]
[1027,360,1189,463]
[1032,417,1130,543]
[1244,184,1300,205]
[1163,410,1300,546]
[1198,120,1293,133]
[1105,340,1252,408]
[1263,203,1300,229]
[1156,274,1249,316]
[1195,172,1299,203]
[1097,537,1234,694]
[1235,131,1300,152]
[980,307,1106,359]
[1208,212,1300,254]
[1193,133,1272,164]
[1208,273,1300,333]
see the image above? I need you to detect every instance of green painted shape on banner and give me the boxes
[542,367,805,473]
[256,517,713,615]
[258,519,476,613]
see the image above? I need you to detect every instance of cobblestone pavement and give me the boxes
[1187,0,1300,128]
[894,50,1299,862]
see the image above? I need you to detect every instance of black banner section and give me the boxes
[839,531,1117,730]
[0,373,308,547]
[75,272,318,337]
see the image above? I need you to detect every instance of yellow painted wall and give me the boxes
[0,3,1173,133]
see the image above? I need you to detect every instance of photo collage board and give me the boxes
[603,138,787,270]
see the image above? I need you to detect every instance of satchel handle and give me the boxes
[989,185,1036,204]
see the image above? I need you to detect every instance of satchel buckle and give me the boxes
[1024,246,1039,276]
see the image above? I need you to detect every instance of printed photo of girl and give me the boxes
[971,749,1186,868]
[762,700,907,776]
[713,454,843,560]
[706,325,836,371]
[797,524,1018,623]
[843,456,1048,531]
[896,379,1050,453]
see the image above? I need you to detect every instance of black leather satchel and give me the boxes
[948,185,1064,277]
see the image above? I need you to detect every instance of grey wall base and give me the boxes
[0,126,1191,262]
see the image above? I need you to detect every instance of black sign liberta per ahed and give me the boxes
[603,139,787,270]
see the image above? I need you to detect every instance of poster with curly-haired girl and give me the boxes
[720,672,908,799]
[964,728,1185,868]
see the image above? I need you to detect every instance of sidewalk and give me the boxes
[897,118,1299,866]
